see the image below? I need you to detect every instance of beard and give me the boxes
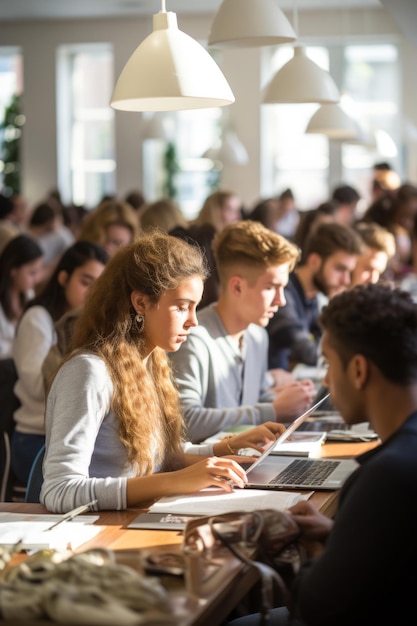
[312,267,345,299]
[312,267,330,297]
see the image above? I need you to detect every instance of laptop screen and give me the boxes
[245,392,331,476]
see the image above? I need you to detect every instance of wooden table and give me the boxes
[0,440,378,625]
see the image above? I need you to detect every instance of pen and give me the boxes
[45,499,98,531]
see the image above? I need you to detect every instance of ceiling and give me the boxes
[0,0,382,22]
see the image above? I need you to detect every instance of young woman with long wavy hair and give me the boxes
[41,232,282,512]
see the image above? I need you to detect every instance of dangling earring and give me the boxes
[135,313,144,333]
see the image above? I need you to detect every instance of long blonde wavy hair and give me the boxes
[70,232,208,475]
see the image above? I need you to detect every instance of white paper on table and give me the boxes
[149,488,312,516]
[0,513,102,550]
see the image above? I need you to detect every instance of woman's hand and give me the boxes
[127,457,247,506]
[213,422,286,457]
[170,457,247,494]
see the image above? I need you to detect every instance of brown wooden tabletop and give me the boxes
[0,439,379,625]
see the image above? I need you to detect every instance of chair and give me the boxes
[0,358,20,501]
[25,444,46,503]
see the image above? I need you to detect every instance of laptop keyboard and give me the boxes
[269,459,340,486]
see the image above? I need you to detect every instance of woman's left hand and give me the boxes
[213,421,285,457]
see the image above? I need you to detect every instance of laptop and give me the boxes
[298,414,378,441]
[293,386,377,441]
[244,394,358,491]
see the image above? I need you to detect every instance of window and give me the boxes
[341,43,400,207]
[262,42,401,210]
[261,46,329,209]
[57,44,115,209]
[174,108,224,220]
[142,108,223,221]
[0,48,23,194]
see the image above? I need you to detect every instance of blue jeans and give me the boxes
[11,431,45,486]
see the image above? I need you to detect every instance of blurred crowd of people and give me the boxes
[1,159,417,493]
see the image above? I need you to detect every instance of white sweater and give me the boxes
[0,304,15,359]
[13,305,56,435]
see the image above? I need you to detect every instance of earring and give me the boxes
[135,313,144,333]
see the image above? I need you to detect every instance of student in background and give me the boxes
[275,188,299,240]
[267,223,362,371]
[194,189,243,233]
[246,196,282,232]
[78,198,140,257]
[171,190,243,311]
[140,197,188,233]
[41,233,283,513]
[362,183,417,280]
[11,241,109,487]
[27,200,75,281]
[169,220,315,443]
[0,194,27,253]
[292,202,336,253]
[229,283,417,626]
[124,189,146,214]
[351,221,396,286]
[370,161,401,203]
[0,235,44,358]
[331,184,360,225]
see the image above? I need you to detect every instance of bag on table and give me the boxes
[182,509,303,624]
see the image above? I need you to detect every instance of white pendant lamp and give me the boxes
[110,1,235,112]
[202,130,249,166]
[208,0,297,48]
[142,114,172,141]
[220,130,250,165]
[305,104,360,140]
[263,46,340,104]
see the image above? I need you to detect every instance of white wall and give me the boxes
[0,6,416,209]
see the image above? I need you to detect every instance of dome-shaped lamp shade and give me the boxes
[208,0,297,48]
[142,114,172,140]
[305,104,360,140]
[202,130,249,166]
[111,11,235,112]
[263,46,340,104]
[221,130,249,165]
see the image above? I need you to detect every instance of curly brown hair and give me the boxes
[70,232,208,475]
[320,283,417,383]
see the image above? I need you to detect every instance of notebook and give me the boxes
[270,430,327,456]
[203,425,326,457]
[297,411,378,442]
[244,394,358,491]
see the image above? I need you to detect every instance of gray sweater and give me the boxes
[41,351,213,513]
[169,304,276,442]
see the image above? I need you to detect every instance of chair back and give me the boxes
[0,358,20,501]
[25,444,46,503]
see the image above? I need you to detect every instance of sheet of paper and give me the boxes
[149,488,311,516]
[0,513,102,550]
[271,431,327,456]
[128,512,197,530]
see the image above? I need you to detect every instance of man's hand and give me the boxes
[289,500,333,541]
[272,379,316,420]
